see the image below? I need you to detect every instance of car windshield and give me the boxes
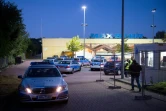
[43,59,50,62]
[47,57,54,59]
[25,68,61,77]
[106,62,121,66]
[92,59,103,62]
[59,61,71,64]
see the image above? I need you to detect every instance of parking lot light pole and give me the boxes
[121,0,124,79]
[41,18,43,59]
[151,9,156,43]
[82,6,87,58]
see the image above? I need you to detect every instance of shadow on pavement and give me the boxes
[2,91,67,111]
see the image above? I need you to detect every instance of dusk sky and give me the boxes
[9,0,166,38]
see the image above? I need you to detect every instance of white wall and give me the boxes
[134,43,166,84]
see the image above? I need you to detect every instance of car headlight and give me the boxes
[25,88,32,94]
[56,86,62,92]
[19,85,32,94]
[56,85,67,93]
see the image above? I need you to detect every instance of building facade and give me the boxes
[42,38,163,60]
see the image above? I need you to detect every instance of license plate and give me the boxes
[38,95,52,100]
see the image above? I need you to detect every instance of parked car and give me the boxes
[92,56,105,60]
[79,60,90,66]
[60,56,68,59]
[77,56,84,59]
[56,60,81,74]
[73,58,90,66]
[43,58,62,65]
[47,57,56,59]
[53,55,59,59]
[17,62,69,103]
[103,61,121,75]
[90,59,107,71]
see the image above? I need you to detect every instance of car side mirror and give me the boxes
[62,74,67,77]
[18,75,23,79]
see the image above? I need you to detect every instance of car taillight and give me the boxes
[66,65,70,68]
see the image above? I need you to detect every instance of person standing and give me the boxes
[129,60,142,92]
[124,59,132,77]
[124,59,129,77]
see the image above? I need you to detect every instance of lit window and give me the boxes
[147,51,153,67]
[140,51,145,65]
[160,51,166,68]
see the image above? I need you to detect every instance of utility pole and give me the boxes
[121,0,124,79]
[41,18,43,59]
[151,9,156,43]
[82,6,87,58]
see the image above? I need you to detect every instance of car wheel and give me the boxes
[117,70,121,75]
[78,67,81,71]
[70,69,74,74]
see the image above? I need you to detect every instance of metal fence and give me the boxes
[0,53,26,70]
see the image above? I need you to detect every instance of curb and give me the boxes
[112,78,166,99]
[110,78,139,88]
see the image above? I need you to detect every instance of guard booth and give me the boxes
[134,43,166,84]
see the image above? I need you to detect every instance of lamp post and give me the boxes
[121,0,125,79]
[41,18,43,59]
[82,6,87,58]
[151,9,156,43]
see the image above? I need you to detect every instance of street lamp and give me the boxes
[81,6,88,58]
[41,18,43,59]
[151,9,156,43]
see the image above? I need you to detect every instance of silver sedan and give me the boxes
[56,60,81,74]
[18,62,69,103]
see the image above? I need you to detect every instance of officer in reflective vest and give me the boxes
[124,59,132,77]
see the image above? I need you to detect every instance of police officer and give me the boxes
[124,59,132,77]
[129,60,142,92]
[124,59,129,77]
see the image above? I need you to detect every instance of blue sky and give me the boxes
[8,0,166,38]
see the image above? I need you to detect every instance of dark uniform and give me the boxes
[129,60,142,92]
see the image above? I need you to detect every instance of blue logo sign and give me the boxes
[89,33,143,39]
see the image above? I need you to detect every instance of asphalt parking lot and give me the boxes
[1,60,166,111]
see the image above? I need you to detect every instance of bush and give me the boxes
[146,82,166,95]
[7,55,15,65]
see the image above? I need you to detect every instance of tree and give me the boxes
[0,0,30,57]
[26,38,42,57]
[115,39,133,53]
[66,36,83,57]
[155,31,165,39]
[162,33,166,42]
[142,36,148,39]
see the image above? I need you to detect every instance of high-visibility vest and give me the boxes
[129,59,133,65]
[125,60,133,70]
